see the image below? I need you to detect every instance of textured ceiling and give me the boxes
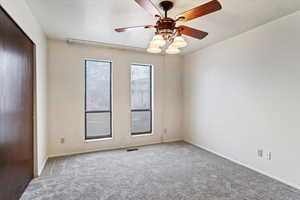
[26,0,300,53]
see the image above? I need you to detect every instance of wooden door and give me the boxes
[0,6,34,200]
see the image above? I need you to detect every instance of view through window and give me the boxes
[85,60,112,139]
[131,64,152,135]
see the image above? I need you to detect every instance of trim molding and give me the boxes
[163,137,184,143]
[184,139,300,190]
[67,38,147,53]
[48,139,183,158]
[37,156,48,177]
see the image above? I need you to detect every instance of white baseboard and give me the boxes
[163,137,184,143]
[48,139,183,158]
[184,139,300,190]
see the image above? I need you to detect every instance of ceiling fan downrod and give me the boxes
[159,1,174,18]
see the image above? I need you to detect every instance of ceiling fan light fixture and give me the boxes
[147,45,162,53]
[172,36,187,48]
[166,45,180,54]
[115,0,223,54]
[151,34,166,47]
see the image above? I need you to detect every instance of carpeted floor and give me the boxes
[21,142,300,200]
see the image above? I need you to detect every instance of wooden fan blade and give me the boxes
[176,0,222,22]
[134,0,162,17]
[178,25,208,40]
[115,25,154,32]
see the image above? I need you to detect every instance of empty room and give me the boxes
[1,0,300,199]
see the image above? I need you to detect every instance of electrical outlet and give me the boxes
[267,152,272,160]
[257,149,263,158]
[164,128,167,134]
[60,138,65,144]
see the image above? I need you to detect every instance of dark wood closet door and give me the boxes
[0,6,34,200]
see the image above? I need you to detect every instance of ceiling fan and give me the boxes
[115,0,222,54]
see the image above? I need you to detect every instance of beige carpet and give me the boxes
[21,142,300,200]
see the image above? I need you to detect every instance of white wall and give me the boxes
[183,10,300,189]
[163,56,184,142]
[47,39,183,157]
[0,0,48,176]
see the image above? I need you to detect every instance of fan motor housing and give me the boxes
[156,18,175,30]
[156,18,176,40]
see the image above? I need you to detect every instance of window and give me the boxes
[131,64,152,135]
[85,60,112,139]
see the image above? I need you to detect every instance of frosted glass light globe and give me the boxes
[172,36,187,48]
[166,45,180,54]
[147,45,161,53]
[151,35,166,47]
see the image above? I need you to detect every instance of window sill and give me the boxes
[85,137,113,143]
[131,132,153,137]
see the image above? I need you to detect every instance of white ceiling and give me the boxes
[26,0,300,53]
